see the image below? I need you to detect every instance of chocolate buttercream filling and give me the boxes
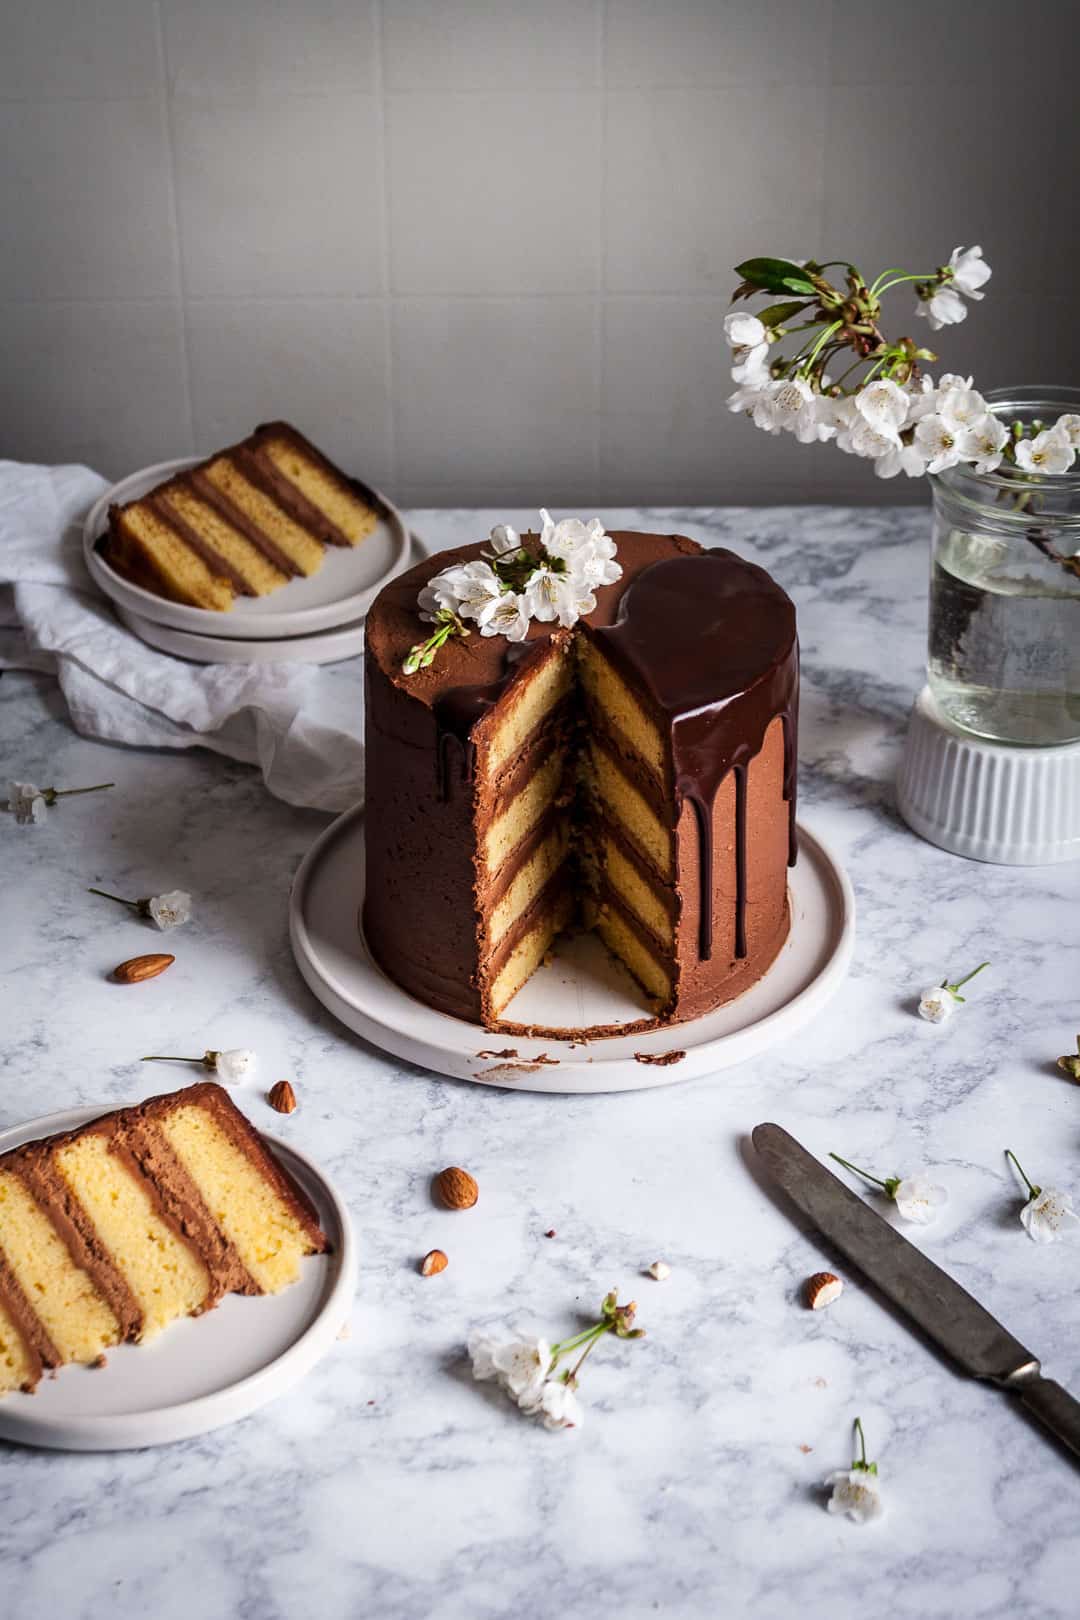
[187,468,302,580]
[146,493,255,597]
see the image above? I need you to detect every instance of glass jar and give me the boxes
[928,386,1080,745]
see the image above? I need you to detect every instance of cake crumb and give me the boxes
[647,1260,671,1281]
[544,1229,557,1239]
[798,1443,813,1454]
[476,1048,519,1059]
[337,1321,352,1341]
[634,1050,687,1067]
[90,1354,108,1370]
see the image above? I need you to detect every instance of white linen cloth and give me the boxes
[0,459,366,811]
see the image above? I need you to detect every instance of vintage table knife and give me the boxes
[752,1122,1080,1462]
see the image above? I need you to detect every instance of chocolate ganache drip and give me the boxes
[590,550,798,963]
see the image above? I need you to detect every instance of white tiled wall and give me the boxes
[1,0,1076,505]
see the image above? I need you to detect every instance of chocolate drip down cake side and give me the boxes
[363,520,798,1034]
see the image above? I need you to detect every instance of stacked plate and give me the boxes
[83,456,414,665]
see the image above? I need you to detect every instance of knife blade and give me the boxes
[752,1121,1080,1463]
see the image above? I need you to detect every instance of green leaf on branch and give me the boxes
[757,300,812,329]
[734,257,817,296]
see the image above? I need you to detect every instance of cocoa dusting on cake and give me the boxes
[633,1050,687,1067]
[475,1048,519,1059]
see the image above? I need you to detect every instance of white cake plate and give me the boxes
[114,604,367,666]
[0,1105,356,1451]
[289,805,855,1094]
[83,454,411,638]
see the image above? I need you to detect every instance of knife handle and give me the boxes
[1011,1374,1080,1462]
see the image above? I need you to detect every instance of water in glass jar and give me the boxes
[929,527,1080,745]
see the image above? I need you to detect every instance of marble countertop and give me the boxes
[2,507,1078,1620]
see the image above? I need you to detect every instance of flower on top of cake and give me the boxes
[403,511,622,673]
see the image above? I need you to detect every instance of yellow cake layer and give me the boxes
[262,436,377,546]
[118,507,234,611]
[0,1296,34,1396]
[485,646,574,781]
[0,1170,119,1366]
[54,1134,211,1341]
[578,639,665,781]
[160,486,289,597]
[489,890,573,1017]
[158,1106,315,1293]
[203,457,326,576]
[595,907,672,1005]
[483,749,565,876]
[489,822,570,947]
[587,743,673,879]
[601,832,673,948]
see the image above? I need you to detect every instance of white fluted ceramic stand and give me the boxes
[897,685,1080,865]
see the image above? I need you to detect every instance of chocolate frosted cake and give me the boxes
[0,1083,327,1397]
[363,522,798,1032]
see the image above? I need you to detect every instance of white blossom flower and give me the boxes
[468,1331,500,1383]
[892,1173,948,1225]
[916,283,968,330]
[423,560,504,623]
[825,1468,884,1524]
[959,414,1008,474]
[1020,1187,1080,1244]
[849,418,901,460]
[948,244,991,299]
[147,890,192,931]
[937,373,974,393]
[723,311,767,351]
[726,378,776,423]
[767,377,814,431]
[902,375,940,424]
[938,386,989,432]
[531,1378,584,1430]
[875,441,929,479]
[731,341,771,386]
[522,564,581,627]
[1014,428,1074,475]
[491,1336,552,1408]
[213,1049,257,1084]
[477,590,531,642]
[855,378,909,436]
[1055,413,1080,450]
[918,984,955,1023]
[488,523,521,556]
[914,414,963,473]
[7,781,46,826]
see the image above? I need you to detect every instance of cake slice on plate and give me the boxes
[99,421,382,611]
[0,1082,327,1397]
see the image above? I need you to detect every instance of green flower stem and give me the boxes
[799,320,843,378]
[829,1152,891,1192]
[87,887,139,911]
[565,1334,601,1387]
[946,961,989,996]
[1005,1149,1041,1201]
[855,1416,867,1468]
[141,1055,205,1066]
[869,269,940,298]
[550,1321,608,1362]
[45,782,114,802]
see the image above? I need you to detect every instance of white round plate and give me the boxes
[115,604,367,666]
[83,454,410,638]
[289,805,855,1094]
[0,1105,356,1451]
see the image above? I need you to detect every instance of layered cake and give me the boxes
[99,421,381,611]
[0,1082,327,1396]
[363,520,798,1031]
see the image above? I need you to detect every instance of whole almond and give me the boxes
[435,1166,478,1210]
[420,1248,448,1276]
[805,1271,844,1310]
[268,1080,297,1115]
[112,953,174,984]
